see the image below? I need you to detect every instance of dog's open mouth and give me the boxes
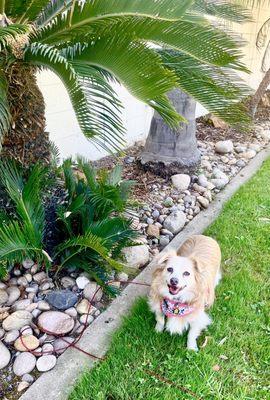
[167,284,185,295]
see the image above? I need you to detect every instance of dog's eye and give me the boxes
[183,271,190,277]
[167,267,173,273]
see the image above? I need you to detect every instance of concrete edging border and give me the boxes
[20,145,270,400]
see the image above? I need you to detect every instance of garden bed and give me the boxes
[0,105,270,399]
[69,151,270,399]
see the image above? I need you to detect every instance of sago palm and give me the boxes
[0,0,252,166]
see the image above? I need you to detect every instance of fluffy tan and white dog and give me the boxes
[148,235,221,351]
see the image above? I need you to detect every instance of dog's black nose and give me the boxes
[170,277,178,286]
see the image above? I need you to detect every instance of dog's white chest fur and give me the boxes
[165,317,189,335]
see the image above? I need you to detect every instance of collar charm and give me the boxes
[161,298,194,318]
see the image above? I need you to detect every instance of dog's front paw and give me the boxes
[187,342,198,352]
[155,322,164,333]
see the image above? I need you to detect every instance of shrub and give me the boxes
[0,158,137,284]
[54,158,138,283]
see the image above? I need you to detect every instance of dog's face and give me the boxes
[156,253,199,302]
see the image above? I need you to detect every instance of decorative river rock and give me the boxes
[37,311,75,335]
[46,290,78,310]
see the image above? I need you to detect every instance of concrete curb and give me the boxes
[20,145,270,400]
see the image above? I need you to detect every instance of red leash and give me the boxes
[19,279,201,399]
[19,280,150,359]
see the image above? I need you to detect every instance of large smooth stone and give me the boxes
[164,211,186,234]
[171,174,191,191]
[6,286,21,305]
[0,289,8,305]
[13,299,31,311]
[215,140,233,154]
[14,335,39,352]
[121,245,150,269]
[76,276,90,290]
[36,355,57,372]
[53,337,74,355]
[83,282,103,302]
[13,352,36,376]
[38,311,75,335]
[3,310,32,331]
[46,290,78,311]
[76,299,91,315]
[4,329,20,344]
[0,341,11,369]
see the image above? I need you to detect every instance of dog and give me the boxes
[148,235,221,351]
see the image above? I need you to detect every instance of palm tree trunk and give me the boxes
[1,64,51,167]
[249,67,270,118]
[140,89,200,177]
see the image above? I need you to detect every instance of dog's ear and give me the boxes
[155,250,177,266]
[190,257,215,306]
[190,256,201,272]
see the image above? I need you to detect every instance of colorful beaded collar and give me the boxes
[161,297,195,318]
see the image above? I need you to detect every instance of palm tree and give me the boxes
[141,0,253,175]
[0,0,251,166]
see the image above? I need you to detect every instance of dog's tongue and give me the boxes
[169,285,179,295]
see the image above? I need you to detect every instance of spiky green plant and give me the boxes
[55,158,138,281]
[0,160,52,277]
[0,0,255,166]
[0,158,137,281]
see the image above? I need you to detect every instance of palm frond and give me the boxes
[0,71,11,146]
[38,10,246,70]
[76,157,97,191]
[38,0,193,42]
[65,37,181,127]
[191,0,252,23]
[49,140,61,168]
[36,0,72,27]
[159,49,252,127]
[62,158,76,198]
[15,0,49,23]
[0,160,46,246]
[0,24,29,51]
[4,0,26,18]
[88,217,138,246]
[56,231,124,271]
[0,221,44,268]
[75,0,193,20]
[25,42,126,152]
[256,17,270,49]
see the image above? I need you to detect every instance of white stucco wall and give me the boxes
[37,5,269,161]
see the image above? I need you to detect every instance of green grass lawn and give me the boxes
[69,159,270,400]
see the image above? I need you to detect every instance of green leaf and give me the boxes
[76,157,97,191]
[0,220,43,264]
[0,160,46,246]
[37,0,193,43]
[191,0,252,23]
[65,37,181,127]
[62,158,77,198]
[56,231,124,271]
[17,0,49,23]
[36,0,73,27]
[159,49,252,127]
[107,165,123,186]
[0,24,29,51]
[25,43,126,152]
